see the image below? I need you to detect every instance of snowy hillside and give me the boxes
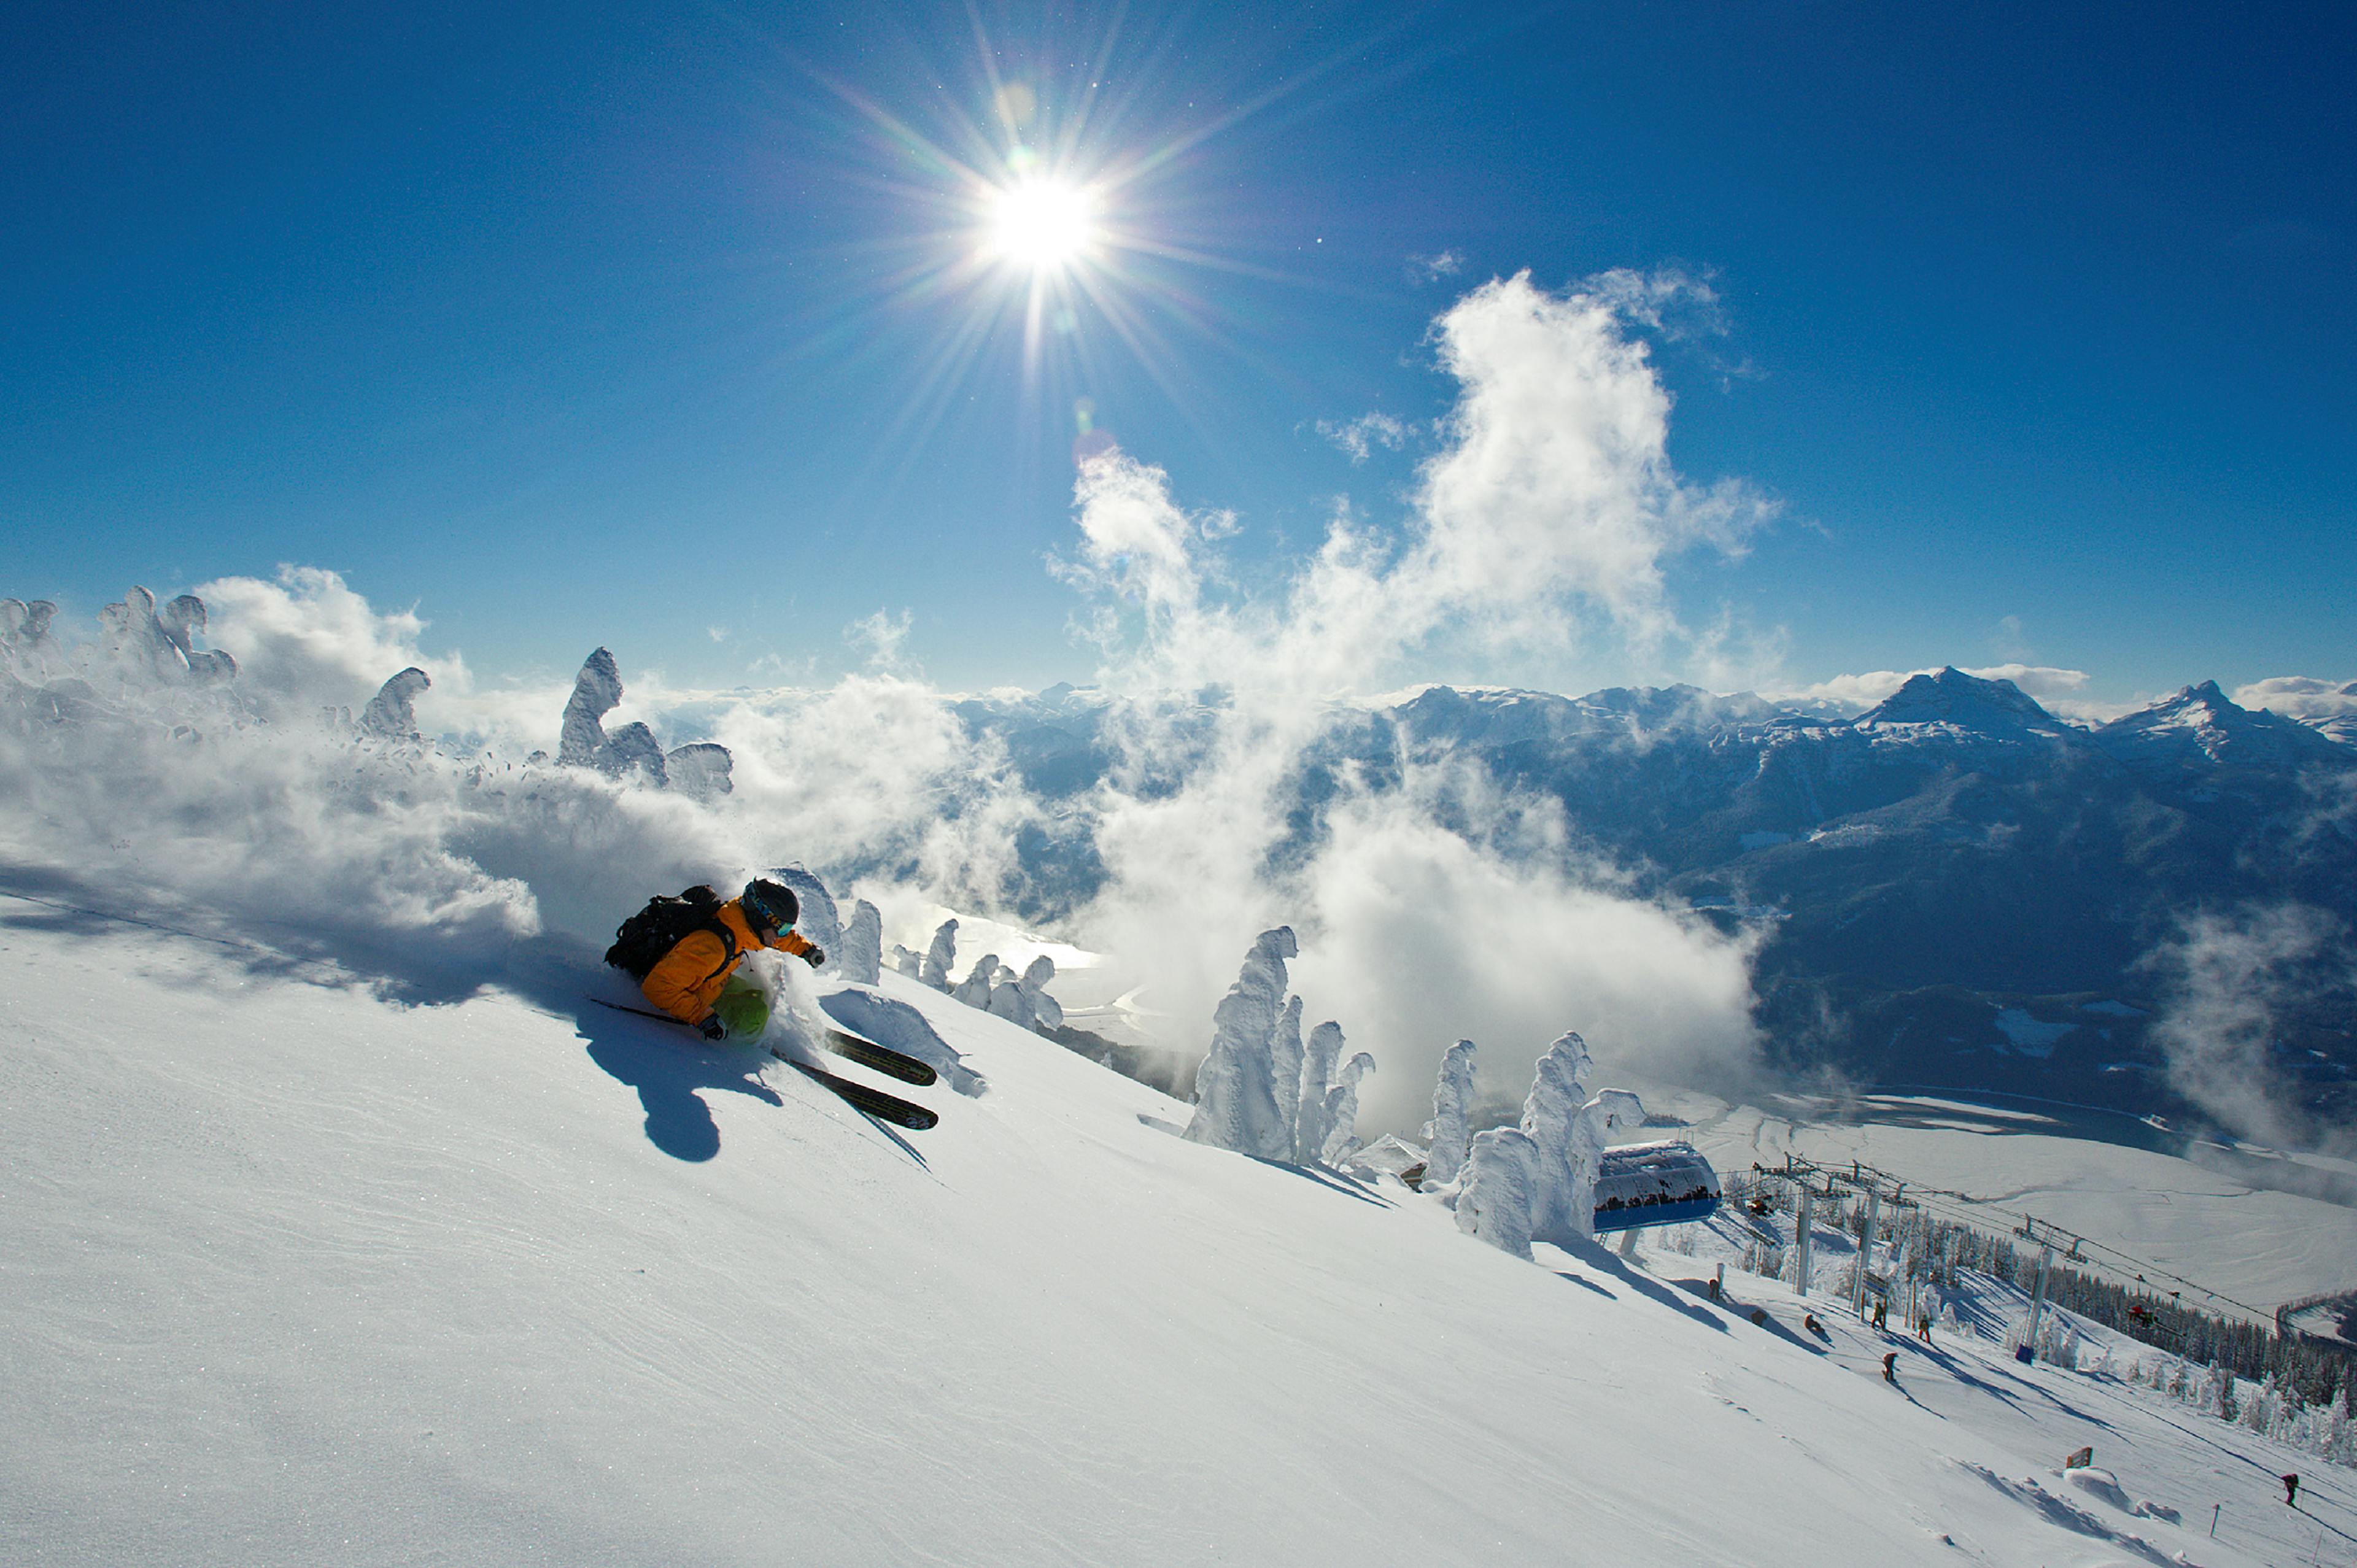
[4,898,2347,1566]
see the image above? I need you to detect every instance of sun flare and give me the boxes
[986,179,1096,271]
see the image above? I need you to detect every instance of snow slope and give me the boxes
[1672,1092,2357,1312]
[0,895,2339,1566]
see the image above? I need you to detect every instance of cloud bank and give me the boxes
[2235,676,2357,744]
[2,271,1776,1130]
[2140,903,2357,1154]
[1053,271,1773,1119]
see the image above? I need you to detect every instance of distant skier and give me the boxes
[625,879,824,1040]
[1881,1352,1898,1384]
[2283,1473,2299,1507]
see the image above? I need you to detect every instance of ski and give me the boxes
[776,1054,938,1131]
[822,1029,937,1087]
[588,999,937,1087]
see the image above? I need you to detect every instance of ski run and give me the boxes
[4,894,2349,1567]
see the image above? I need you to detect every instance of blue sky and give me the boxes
[6,0,2351,705]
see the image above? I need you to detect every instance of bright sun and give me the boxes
[986,179,1096,271]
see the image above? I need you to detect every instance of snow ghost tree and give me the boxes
[953,955,1002,1008]
[664,743,733,802]
[0,598,64,682]
[986,955,1063,1033]
[842,900,884,985]
[1315,1046,1377,1166]
[769,867,843,970]
[1455,1127,1544,1259]
[554,646,733,795]
[359,667,430,739]
[91,587,238,689]
[1295,1019,1347,1162]
[1020,956,1062,1030]
[1423,1041,1479,1188]
[1186,927,1301,1161]
[1186,929,1358,1164]
[1458,1030,1645,1258]
[558,649,624,767]
[921,919,958,991]
[891,944,924,980]
[1269,995,1306,1155]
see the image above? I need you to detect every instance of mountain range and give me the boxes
[951,668,2357,1127]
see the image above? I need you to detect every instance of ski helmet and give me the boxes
[741,878,799,933]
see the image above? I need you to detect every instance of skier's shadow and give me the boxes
[570,998,781,1163]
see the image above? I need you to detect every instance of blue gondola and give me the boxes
[1591,1140,1720,1233]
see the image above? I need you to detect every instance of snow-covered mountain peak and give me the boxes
[2097,679,2351,767]
[1854,666,2072,739]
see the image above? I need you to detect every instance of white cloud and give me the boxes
[2140,903,2356,1154]
[1409,272,1774,657]
[198,566,465,715]
[1576,265,1727,341]
[2235,675,2357,740]
[1407,249,1464,283]
[1288,769,1763,1130]
[1315,412,1412,464]
[845,609,917,674]
[6,272,1782,1126]
[1047,269,1778,1119]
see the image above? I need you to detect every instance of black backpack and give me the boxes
[605,884,738,981]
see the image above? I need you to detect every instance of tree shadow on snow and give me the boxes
[1551,1242,1737,1335]
[1249,1156,1396,1209]
[1585,1252,1738,1334]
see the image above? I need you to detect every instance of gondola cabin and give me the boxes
[1591,1140,1720,1234]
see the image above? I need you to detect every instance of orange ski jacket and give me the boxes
[640,898,815,1025]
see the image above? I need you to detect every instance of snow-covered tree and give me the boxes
[842,900,883,984]
[769,868,843,969]
[1020,956,1062,1030]
[921,920,958,991]
[1422,1041,1478,1188]
[985,955,1062,1033]
[1269,995,1306,1154]
[891,944,923,981]
[664,743,732,802]
[953,955,1002,1008]
[1185,927,1301,1161]
[0,598,63,681]
[559,648,624,767]
[1458,1030,1644,1256]
[360,668,429,739]
[1315,1049,1376,1166]
[553,646,732,794]
[1295,1019,1346,1162]
[1457,1127,1543,1259]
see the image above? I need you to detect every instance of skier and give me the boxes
[2282,1473,2299,1507]
[1881,1352,1898,1384]
[640,878,824,1040]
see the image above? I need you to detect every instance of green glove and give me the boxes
[711,975,771,1039]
